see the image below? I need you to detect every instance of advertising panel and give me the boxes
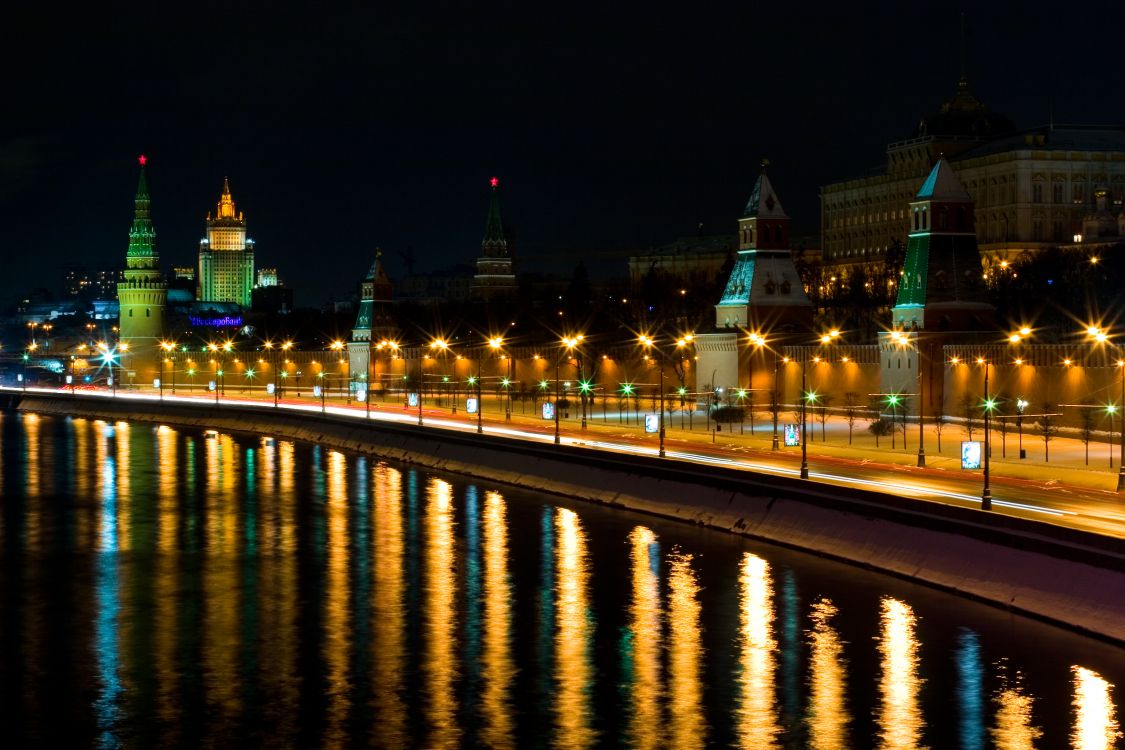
[466,397,479,414]
[407,392,420,407]
[961,441,982,470]
[784,424,801,447]
[542,402,555,420]
[644,414,659,433]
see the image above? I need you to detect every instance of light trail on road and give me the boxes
[7,386,1115,537]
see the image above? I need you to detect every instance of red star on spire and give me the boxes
[138,154,147,167]
[490,176,499,188]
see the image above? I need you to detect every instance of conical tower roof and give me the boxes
[481,176,509,256]
[916,158,972,202]
[127,155,156,259]
[741,161,788,219]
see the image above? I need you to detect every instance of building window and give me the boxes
[1032,183,1043,203]
[1033,218,1044,241]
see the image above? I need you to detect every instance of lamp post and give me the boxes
[772,353,783,450]
[474,341,486,434]
[159,341,174,401]
[638,334,668,457]
[1083,325,1125,490]
[554,354,561,445]
[1016,397,1028,458]
[429,338,453,413]
[487,336,506,423]
[557,335,584,445]
[1117,358,1125,489]
[330,340,347,403]
[980,357,992,511]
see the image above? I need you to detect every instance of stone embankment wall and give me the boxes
[15,393,1125,645]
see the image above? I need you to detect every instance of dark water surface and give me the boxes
[0,412,1122,748]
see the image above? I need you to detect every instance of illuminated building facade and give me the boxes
[63,264,123,300]
[117,155,168,382]
[821,76,1125,278]
[198,177,255,307]
[348,252,397,384]
[696,163,813,392]
[470,177,517,300]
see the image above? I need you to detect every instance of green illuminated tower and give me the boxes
[117,155,168,384]
[891,158,992,331]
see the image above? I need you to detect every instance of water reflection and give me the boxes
[554,507,596,748]
[805,598,848,750]
[735,552,781,749]
[625,526,662,750]
[154,426,179,734]
[877,597,925,749]
[203,434,240,733]
[1072,666,1121,750]
[424,478,460,748]
[324,451,351,745]
[93,424,122,747]
[371,464,407,746]
[956,629,985,750]
[668,549,706,747]
[1,415,1123,747]
[991,661,1042,749]
[480,491,516,749]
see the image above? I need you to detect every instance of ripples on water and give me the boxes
[0,414,1123,748]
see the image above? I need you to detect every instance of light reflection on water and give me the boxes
[735,552,781,748]
[806,598,848,750]
[1,415,1124,748]
[877,597,925,749]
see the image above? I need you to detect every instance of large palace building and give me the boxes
[198,177,255,307]
[820,75,1125,277]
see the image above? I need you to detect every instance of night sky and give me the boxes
[5,2,1125,306]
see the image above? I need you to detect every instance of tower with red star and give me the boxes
[117,155,168,384]
[470,177,517,300]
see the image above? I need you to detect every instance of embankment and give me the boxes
[14,392,1125,645]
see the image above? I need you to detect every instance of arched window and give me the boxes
[129,309,133,317]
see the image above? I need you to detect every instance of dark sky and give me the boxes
[5,2,1125,306]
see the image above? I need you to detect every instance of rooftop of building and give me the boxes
[952,124,1125,160]
[632,234,737,259]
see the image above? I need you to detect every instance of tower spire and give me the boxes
[482,176,507,255]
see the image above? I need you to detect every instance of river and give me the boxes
[0,412,1122,748]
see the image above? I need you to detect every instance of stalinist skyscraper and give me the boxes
[117,154,168,384]
[198,177,255,307]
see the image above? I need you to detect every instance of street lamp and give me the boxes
[978,357,993,511]
[890,329,927,467]
[159,340,175,400]
[561,334,584,432]
[488,336,510,422]
[638,333,667,457]
[1084,326,1125,490]
[330,339,347,403]
[429,338,453,412]
[1016,397,1029,459]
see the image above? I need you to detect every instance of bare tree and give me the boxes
[1079,407,1095,465]
[959,393,977,441]
[1039,402,1059,463]
[843,391,862,445]
[933,388,947,453]
[815,394,834,442]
